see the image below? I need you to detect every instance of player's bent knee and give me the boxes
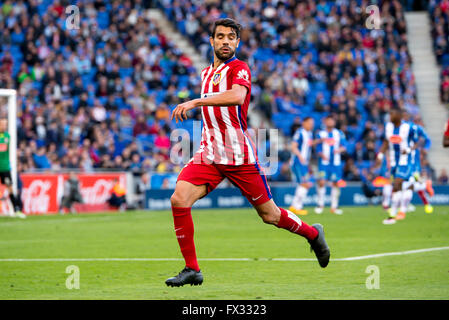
[170,192,190,208]
[393,180,402,192]
[255,202,281,225]
[259,213,278,225]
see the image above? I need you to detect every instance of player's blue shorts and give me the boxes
[390,165,412,181]
[292,163,310,184]
[318,164,342,182]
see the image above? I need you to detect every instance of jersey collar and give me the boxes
[224,56,237,64]
[211,56,237,71]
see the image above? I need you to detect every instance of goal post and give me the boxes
[0,89,18,197]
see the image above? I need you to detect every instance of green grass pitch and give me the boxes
[0,206,448,300]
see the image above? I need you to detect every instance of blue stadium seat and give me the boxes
[314,81,327,92]
[119,68,133,78]
[97,11,109,29]
[98,96,107,105]
[442,54,449,67]
[136,134,154,152]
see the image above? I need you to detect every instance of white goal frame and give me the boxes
[0,89,18,197]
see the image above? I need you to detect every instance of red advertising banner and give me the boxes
[21,174,59,215]
[20,172,127,215]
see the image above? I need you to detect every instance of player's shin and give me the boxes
[172,207,200,272]
[5,198,15,217]
[291,185,308,210]
[330,186,340,210]
[400,189,413,213]
[382,184,392,209]
[290,185,301,209]
[390,190,402,218]
[276,207,318,241]
[417,190,429,205]
[317,186,325,208]
[8,193,18,211]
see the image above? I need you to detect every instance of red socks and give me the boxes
[172,207,200,272]
[417,190,429,205]
[172,206,317,270]
[277,207,318,241]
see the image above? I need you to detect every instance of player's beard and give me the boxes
[214,45,235,61]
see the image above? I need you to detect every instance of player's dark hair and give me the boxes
[211,18,242,39]
[303,116,312,122]
[389,108,403,119]
[390,108,403,115]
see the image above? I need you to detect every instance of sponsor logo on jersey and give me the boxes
[0,143,7,152]
[325,138,336,146]
[389,135,402,144]
[237,69,249,82]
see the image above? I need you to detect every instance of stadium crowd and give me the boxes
[429,0,449,103]
[161,0,435,181]
[0,0,439,186]
[0,0,192,178]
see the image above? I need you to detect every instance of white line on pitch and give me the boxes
[0,246,448,262]
[330,246,449,261]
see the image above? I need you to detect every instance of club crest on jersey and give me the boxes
[389,135,402,144]
[212,73,221,85]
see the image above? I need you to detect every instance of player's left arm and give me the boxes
[403,125,419,154]
[415,126,431,154]
[311,137,325,146]
[421,127,431,150]
[171,84,247,123]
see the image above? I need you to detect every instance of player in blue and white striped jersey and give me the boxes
[408,122,433,213]
[315,115,347,215]
[289,117,321,215]
[375,109,417,225]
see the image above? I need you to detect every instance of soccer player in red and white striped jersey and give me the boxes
[165,18,330,287]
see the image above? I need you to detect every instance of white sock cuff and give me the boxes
[286,209,302,226]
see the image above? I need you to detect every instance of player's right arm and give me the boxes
[315,133,328,161]
[291,141,305,164]
[171,84,247,123]
[374,139,389,168]
[291,132,305,165]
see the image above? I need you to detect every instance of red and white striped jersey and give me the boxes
[192,57,257,165]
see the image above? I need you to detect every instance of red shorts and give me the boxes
[177,161,273,206]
